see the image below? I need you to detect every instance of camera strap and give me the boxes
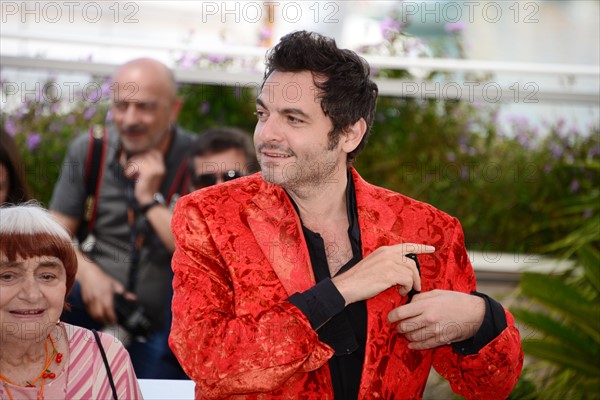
[125,177,149,293]
[123,152,190,293]
[78,125,107,244]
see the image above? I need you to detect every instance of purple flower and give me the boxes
[49,121,62,133]
[405,37,427,54]
[356,45,368,54]
[207,54,228,64]
[199,102,210,115]
[551,142,563,159]
[445,22,465,34]
[15,105,27,119]
[66,115,76,125]
[27,133,41,151]
[460,166,469,181]
[516,133,528,148]
[84,106,96,121]
[508,114,529,127]
[259,26,272,42]
[380,17,401,41]
[582,208,593,219]
[570,179,580,193]
[588,145,600,160]
[178,53,199,69]
[5,119,18,137]
[101,80,113,100]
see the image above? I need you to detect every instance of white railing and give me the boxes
[2,27,599,104]
[2,54,599,104]
[138,379,194,400]
[3,29,598,75]
[468,251,573,283]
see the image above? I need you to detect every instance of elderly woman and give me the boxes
[0,204,143,399]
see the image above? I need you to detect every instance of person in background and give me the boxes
[169,31,523,399]
[49,58,194,379]
[0,203,143,399]
[189,127,258,192]
[0,126,31,204]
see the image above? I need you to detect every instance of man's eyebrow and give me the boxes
[114,100,156,105]
[255,98,310,119]
[280,108,310,119]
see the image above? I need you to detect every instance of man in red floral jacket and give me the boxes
[169,31,523,399]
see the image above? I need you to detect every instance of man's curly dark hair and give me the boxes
[262,30,378,163]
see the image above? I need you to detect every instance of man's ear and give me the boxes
[341,118,367,154]
[169,97,183,124]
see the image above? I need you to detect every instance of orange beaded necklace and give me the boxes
[0,334,63,400]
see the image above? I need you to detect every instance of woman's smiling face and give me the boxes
[0,254,67,340]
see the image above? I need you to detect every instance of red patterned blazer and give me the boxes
[169,169,523,399]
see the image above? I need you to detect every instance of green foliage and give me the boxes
[511,251,600,398]
[510,158,600,398]
[1,82,108,205]
[507,370,539,400]
[177,83,257,134]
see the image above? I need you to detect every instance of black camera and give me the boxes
[113,292,154,339]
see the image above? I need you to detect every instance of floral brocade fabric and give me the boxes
[169,169,523,400]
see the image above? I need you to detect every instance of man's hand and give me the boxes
[332,243,435,306]
[77,257,134,325]
[123,148,176,252]
[387,289,486,350]
[125,149,166,205]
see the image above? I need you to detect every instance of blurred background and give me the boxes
[2,1,599,398]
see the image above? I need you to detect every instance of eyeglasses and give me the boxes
[192,170,243,189]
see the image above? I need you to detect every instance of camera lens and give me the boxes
[114,293,153,338]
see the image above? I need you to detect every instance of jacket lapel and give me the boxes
[246,181,316,296]
[352,169,401,254]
